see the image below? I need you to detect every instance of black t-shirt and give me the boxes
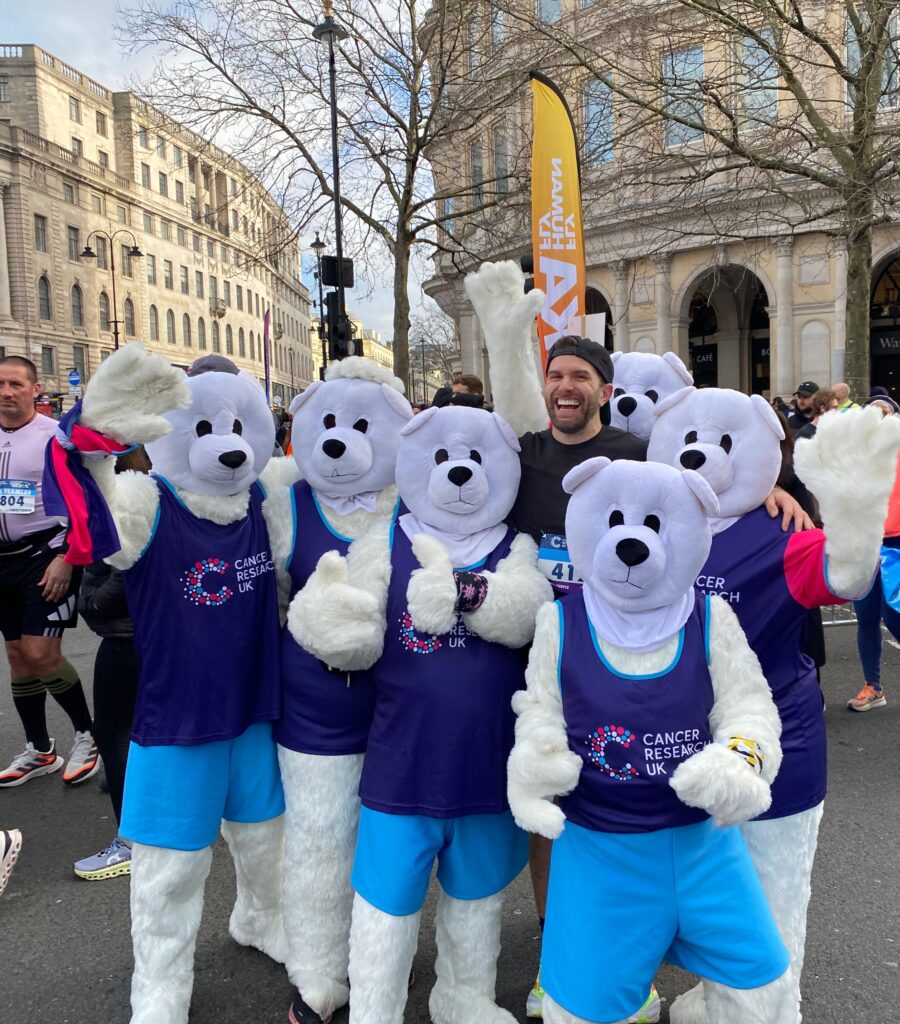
[508,426,648,543]
[786,410,811,434]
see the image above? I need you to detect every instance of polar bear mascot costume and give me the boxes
[608,351,693,439]
[76,344,286,1024]
[509,457,792,1024]
[345,404,552,1024]
[647,388,900,1024]
[259,356,413,1024]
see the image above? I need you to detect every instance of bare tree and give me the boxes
[120,0,531,384]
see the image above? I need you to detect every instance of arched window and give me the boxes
[38,276,52,320]
[239,327,246,357]
[166,309,176,345]
[149,304,159,341]
[71,285,84,327]
[124,298,136,337]
[99,291,110,332]
[249,331,255,360]
[198,316,206,350]
[211,320,220,353]
[226,324,234,355]
[182,313,192,347]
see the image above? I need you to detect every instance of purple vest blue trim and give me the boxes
[557,591,713,834]
[125,475,281,747]
[359,527,525,818]
[276,480,399,756]
[700,507,827,819]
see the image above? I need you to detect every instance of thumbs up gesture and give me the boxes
[406,534,458,636]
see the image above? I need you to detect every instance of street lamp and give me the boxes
[311,231,327,378]
[80,229,143,351]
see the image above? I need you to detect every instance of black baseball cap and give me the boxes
[188,354,239,376]
[793,381,819,397]
[547,335,614,384]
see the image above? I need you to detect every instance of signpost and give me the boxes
[67,368,82,399]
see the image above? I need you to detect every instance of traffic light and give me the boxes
[324,290,357,360]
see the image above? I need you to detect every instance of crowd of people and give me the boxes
[0,301,898,1024]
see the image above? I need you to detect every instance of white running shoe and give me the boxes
[63,731,100,785]
[0,828,23,896]
[0,741,64,787]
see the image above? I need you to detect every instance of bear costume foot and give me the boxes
[347,894,420,1024]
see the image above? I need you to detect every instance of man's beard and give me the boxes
[546,393,601,434]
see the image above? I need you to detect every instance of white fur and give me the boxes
[348,895,422,1024]
[279,748,363,1018]
[324,354,406,391]
[129,843,212,1024]
[609,351,693,440]
[464,261,548,436]
[262,483,295,621]
[407,533,459,635]
[178,486,250,525]
[259,453,304,493]
[88,462,159,572]
[221,816,288,964]
[543,994,636,1024]
[794,406,900,597]
[507,602,583,840]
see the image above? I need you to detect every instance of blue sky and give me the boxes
[4,2,410,341]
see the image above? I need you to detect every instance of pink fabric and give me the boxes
[784,529,845,610]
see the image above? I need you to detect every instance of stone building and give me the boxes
[0,43,314,409]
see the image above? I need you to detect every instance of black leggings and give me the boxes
[91,637,139,825]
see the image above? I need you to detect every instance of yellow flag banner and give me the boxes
[530,71,586,366]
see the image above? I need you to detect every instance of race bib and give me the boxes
[0,479,37,515]
[538,532,582,593]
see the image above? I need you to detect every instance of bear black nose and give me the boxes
[617,396,637,418]
[322,438,346,460]
[616,537,649,567]
[680,449,706,470]
[218,450,247,469]
[447,466,473,487]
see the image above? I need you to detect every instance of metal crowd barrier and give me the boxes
[821,604,858,628]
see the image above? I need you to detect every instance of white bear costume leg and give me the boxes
[279,747,364,1017]
[429,890,517,1024]
[543,994,635,1024]
[221,816,288,964]
[348,894,421,1024]
[670,803,824,1024]
[129,843,212,1024]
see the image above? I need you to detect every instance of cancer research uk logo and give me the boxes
[182,550,274,607]
[586,725,639,782]
[586,724,707,780]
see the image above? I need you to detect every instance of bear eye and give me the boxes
[435,448,449,464]
[684,430,698,444]
[469,449,482,464]
[613,388,625,397]
[195,420,213,437]
[644,514,661,532]
[608,509,625,528]
[233,419,243,436]
[720,434,733,454]
[645,390,659,404]
[353,418,369,433]
[323,413,336,429]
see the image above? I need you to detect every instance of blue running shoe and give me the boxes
[73,837,132,880]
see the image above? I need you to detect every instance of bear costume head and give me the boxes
[562,458,718,614]
[608,351,693,440]
[289,356,413,498]
[396,406,521,535]
[647,387,783,519]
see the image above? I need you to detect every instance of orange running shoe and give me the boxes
[847,684,887,712]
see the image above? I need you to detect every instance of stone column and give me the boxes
[774,238,794,394]
[0,183,12,320]
[613,260,630,352]
[654,254,672,353]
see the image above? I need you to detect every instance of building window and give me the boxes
[195,271,204,298]
[584,79,614,165]
[736,31,777,125]
[71,137,83,158]
[73,344,86,379]
[236,284,243,311]
[220,244,228,262]
[138,125,149,148]
[99,291,110,331]
[34,214,47,252]
[143,211,153,233]
[256,294,260,317]
[493,128,509,194]
[175,180,184,205]
[239,327,246,357]
[41,347,54,375]
[163,260,173,289]
[173,145,183,167]
[209,276,218,303]
[468,17,480,72]
[141,163,151,188]
[166,309,176,344]
[96,110,107,136]
[469,141,484,206]
[147,254,157,285]
[177,225,186,246]
[63,181,75,204]
[230,177,237,196]
[67,226,80,262]
[490,10,503,53]
[160,220,170,241]
[149,304,159,341]
[121,245,133,278]
[183,313,192,347]
[193,233,201,252]
[188,159,196,184]
[226,324,234,355]
[156,136,166,158]
[249,331,255,360]
[224,280,231,306]
[69,95,81,123]
[848,13,900,108]
[98,150,109,169]
[211,320,220,353]
[663,46,705,146]
[117,205,128,224]
[71,285,84,327]
[231,210,238,230]
[198,316,207,350]
[207,238,214,257]
[180,266,189,293]
[538,0,560,21]
[124,298,136,337]
[38,276,52,320]
[158,172,168,198]
[96,236,108,269]
[0,76,8,102]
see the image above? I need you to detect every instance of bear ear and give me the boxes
[237,370,266,396]
[750,394,785,440]
[661,351,694,386]
[655,385,695,417]
[681,469,720,517]
[491,412,521,452]
[290,380,322,416]
[562,456,611,495]
[400,405,440,436]
[611,351,622,365]
[380,383,415,421]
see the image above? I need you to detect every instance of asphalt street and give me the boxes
[1,612,897,1023]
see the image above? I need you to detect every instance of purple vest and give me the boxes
[359,527,525,818]
[558,591,713,834]
[700,507,827,819]
[276,481,393,755]
[125,476,280,746]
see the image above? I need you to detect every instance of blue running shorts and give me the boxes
[351,807,528,917]
[120,722,285,851]
[542,818,789,1023]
